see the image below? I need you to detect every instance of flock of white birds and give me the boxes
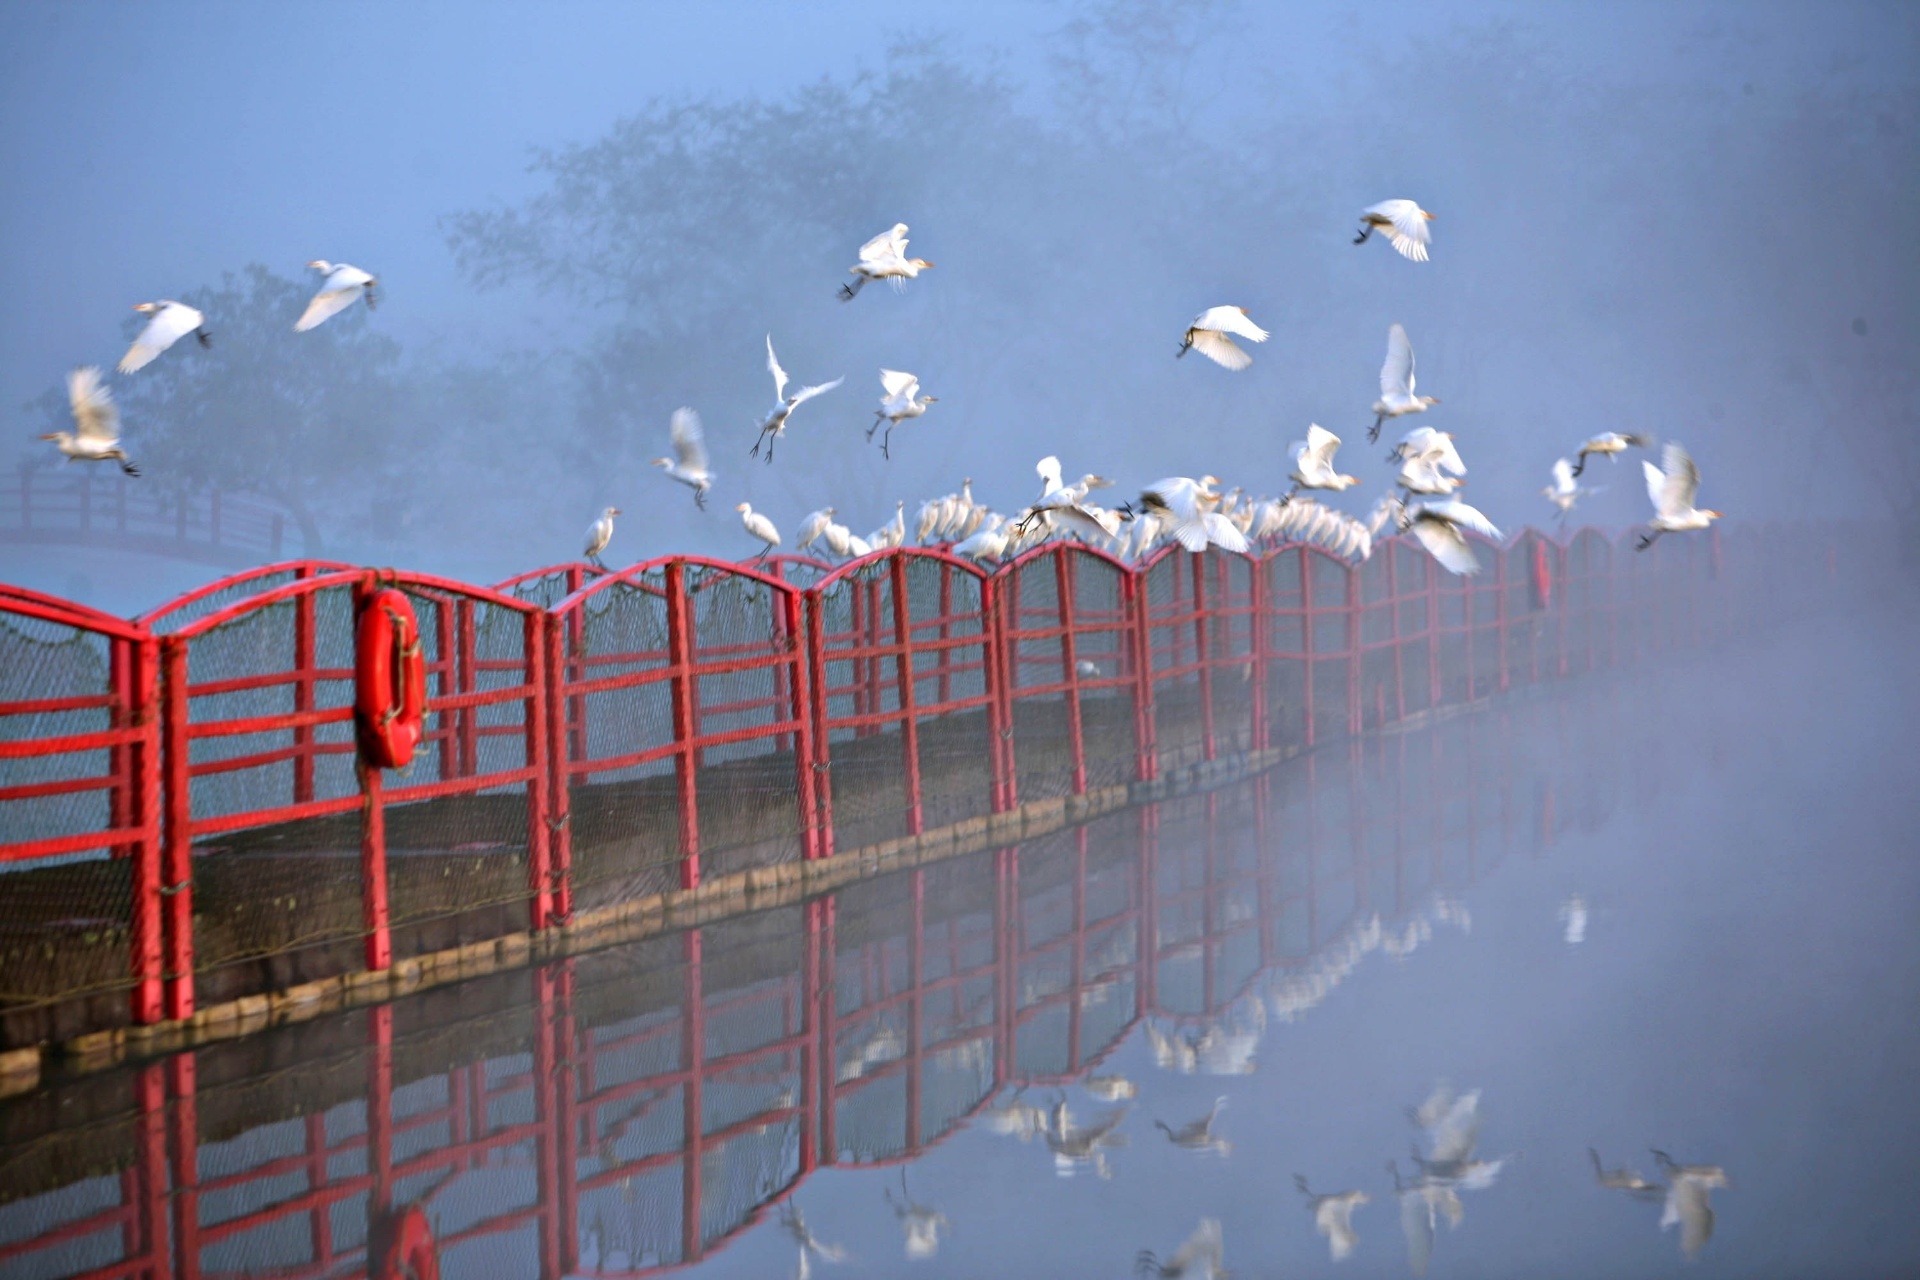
[39,209,1722,581]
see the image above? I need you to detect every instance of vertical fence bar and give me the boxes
[167,1054,199,1280]
[1056,551,1088,796]
[435,596,456,781]
[525,610,556,930]
[292,579,316,803]
[358,757,391,972]
[159,636,195,1021]
[681,930,707,1264]
[889,554,925,835]
[1344,564,1361,739]
[665,561,701,890]
[1128,569,1157,781]
[543,616,572,923]
[984,574,1017,813]
[1192,553,1216,762]
[785,586,822,861]
[128,636,164,1026]
[804,590,836,856]
[1250,555,1269,752]
[456,599,478,778]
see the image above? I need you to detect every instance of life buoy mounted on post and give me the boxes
[1529,537,1553,611]
[355,578,427,769]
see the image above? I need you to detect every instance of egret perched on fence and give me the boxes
[736,503,781,559]
[1177,306,1268,371]
[583,507,620,567]
[42,367,139,476]
[295,260,377,331]
[120,301,209,373]
[651,407,714,508]
[1354,199,1435,261]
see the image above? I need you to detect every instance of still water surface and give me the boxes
[2,610,1915,1279]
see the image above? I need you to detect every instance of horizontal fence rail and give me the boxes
[1,469,316,568]
[0,523,1860,1048]
[0,679,1688,1279]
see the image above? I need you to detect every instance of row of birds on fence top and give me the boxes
[765,1073,1729,1277]
[35,206,1722,581]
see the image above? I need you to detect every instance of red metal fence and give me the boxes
[0,683,1643,1280]
[0,524,1843,1047]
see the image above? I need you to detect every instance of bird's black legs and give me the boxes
[865,415,882,443]
[1367,413,1385,443]
[693,490,707,511]
[364,285,378,310]
[1175,339,1192,359]
[881,425,893,460]
[1635,528,1662,552]
[119,457,141,478]
[1570,453,1588,478]
[1279,483,1300,506]
[196,329,212,348]
[1353,224,1373,245]
[839,278,864,302]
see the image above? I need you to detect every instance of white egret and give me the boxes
[796,507,837,552]
[1178,306,1269,371]
[42,367,139,475]
[884,1171,950,1260]
[752,335,843,463]
[1588,1148,1664,1201]
[1371,323,1440,442]
[295,260,377,331]
[736,502,781,560]
[1136,476,1249,553]
[953,515,1012,564]
[867,500,906,550]
[1025,455,1122,538]
[583,506,620,567]
[1542,457,1594,520]
[1652,1151,1729,1259]
[1137,1219,1226,1279]
[869,369,936,459]
[1637,442,1721,550]
[1559,894,1589,945]
[1354,199,1435,261]
[1402,498,1501,576]
[1084,1074,1136,1101]
[650,407,714,508]
[1044,1098,1129,1179]
[1286,424,1360,501]
[1154,1096,1231,1157]
[840,223,934,300]
[1571,431,1652,477]
[1295,1176,1369,1262]
[119,301,209,373]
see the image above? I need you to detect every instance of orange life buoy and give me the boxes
[1530,538,1553,610]
[355,586,427,769]
[374,1205,439,1280]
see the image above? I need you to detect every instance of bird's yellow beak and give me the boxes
[38,432,59,441]
[611,508,622,516]
[133,303,153,312]
[1423,210,1436,220]
[1707,510,1723,518]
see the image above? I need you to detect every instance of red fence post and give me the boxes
[543,616,573,922]
[355,571,393,973]
[1344,565,1361,738]
[681,930,707,1264]
[665,561,701,889]
[1056,551,1088,796]
[127,635,164,1026]
[1250,556,1270,752]
[167,1054,200,1277]
[1300,548,1317,747]
[785,586,822,861]
[889,554,925,835]
[1192,553,1216,762]
[435,596,456,782]
[158,635,195,1021]
[983,574,1017,812]
[1128,567,1158,781]
[292,577,317,803]
[524,610,556,931]
[804,590,836,856]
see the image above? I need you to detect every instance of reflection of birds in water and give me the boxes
[885,1170,950,1259]
[1408,1083,1482,1168]
[1146,1020,1200,1074]
[1388,1160,1462,1278]
[1155,1095,1232,1157]
[1084,1074,1138,1102]
[979,1087,1050,1141]
[1588,1148,1665,1201]
[1653,1150,1729,1259]
[1295,1174,1369,1261]
[1046,1096,1129,1179]
[1137,1218,1227,1278]
[779,1203,848,1266]
[1560,895,1589,944]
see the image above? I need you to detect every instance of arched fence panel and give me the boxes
[1563,528,1616,675]
[1141,549,1263,773]
[1502,528,1563,690]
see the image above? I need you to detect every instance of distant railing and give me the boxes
[0,523,1849,1047]
[0,466,314,567]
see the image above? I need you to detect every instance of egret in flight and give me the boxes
[1354,199,1435,261]
[1136,1219,1226,1279]
[651,407,713,508]
[1652,1150,1729,1259]
[869,370,936,459]
[1393,427,1467,496]
[1178,306,1269,371]
[1135,476,1249,553]
[1588,1148,1664,1201]
[1371,323,1440,442]
[1571,431,1651,477]
[1286,424,1361,501]
[42,367,139,476]
[583,506,619,567]
[1542,458,1599,521]
[119,301,209,373]
[840,223,934,300]
[295,260,377,331]
[1637,442,1721,550]
[752,336,843,462]
[1154,1096,1232,1157]
[1401,498,1502,576]
[736,502,781,560]
[1294,1175,1369,1262]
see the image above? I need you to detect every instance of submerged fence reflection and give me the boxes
[0,680,1694,1278]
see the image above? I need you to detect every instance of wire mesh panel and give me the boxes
[0,592,158,1041]
[1502,529,1562,689]
[138,561,356,637]
[1563,529,1616,674]
[492,564,603,611]
[1142,551,1212,771]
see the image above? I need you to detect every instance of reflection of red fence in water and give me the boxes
[0,705,1612,1280]
[0,525,1827,1046]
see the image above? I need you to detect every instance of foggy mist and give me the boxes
[3,1,1914,598]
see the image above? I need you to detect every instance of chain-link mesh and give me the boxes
[817,563,913,851]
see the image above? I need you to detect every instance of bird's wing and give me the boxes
[1668,1177,1714,1257]
[1642,459,1669,512]
[1319,1200,1361,1261]
[1165,1219,1224,1272]
[1143,479,1200,522]
[1421,501,1501,542]
[1214,308,1269,343]
[327,264,374,289]
[1305,423,1341,466]
[1399,1190,1436,1277]
[1412,518,1481,576]
[1202,512,1250,553]
[1369,200,1433,261]
[119,304,202,374]
[1433,434,1466,475]
[1188,329,1253,371]
[1658,442,1700,515]
[1551,458,1574,493]
[1381,324,1415,398]
[1036,455,1063,492]
[295,287,361,332]
[670,408,708,470]
[765,335,789,402]
[858,223,909,264]
[880,368,919,399]
[789,376,844,407]
[67,367,119,442]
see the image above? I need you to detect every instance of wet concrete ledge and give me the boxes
[0,688,1523,1097]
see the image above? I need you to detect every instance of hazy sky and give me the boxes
[2,1,1913,599]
